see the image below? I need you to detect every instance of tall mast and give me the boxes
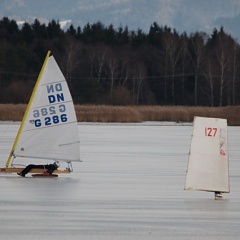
[6,51,51,167]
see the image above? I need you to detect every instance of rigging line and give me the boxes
[2,71,240,81]
[50,73,240,80]
[0,70,38,77]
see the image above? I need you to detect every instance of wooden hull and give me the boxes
[0,167,70,174]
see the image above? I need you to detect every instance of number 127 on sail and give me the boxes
[205,127,217,137]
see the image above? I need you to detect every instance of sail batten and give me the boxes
[59,141,80,147]
[31,100,73,110]
[21,121,78,133]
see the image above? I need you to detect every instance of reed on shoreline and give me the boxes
[0,104,240,126]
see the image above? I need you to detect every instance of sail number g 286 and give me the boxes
[34,114,67,127]
[205,127,217,137]
[33,104,68,127]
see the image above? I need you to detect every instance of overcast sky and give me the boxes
[1,0,240,39]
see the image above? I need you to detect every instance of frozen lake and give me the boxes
[0,121,240,240]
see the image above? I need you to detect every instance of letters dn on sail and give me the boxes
[33,83,68,128]
[47,83,64,103]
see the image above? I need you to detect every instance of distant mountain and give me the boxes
[0,0,240,39]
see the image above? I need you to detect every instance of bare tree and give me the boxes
[163,32,182,104]
[214,29,231,106]
[230,40,240,105]
[96,44,108,83]
[179,33,189,104]
[63,36,82,90]
[105,49,119,102]
[189,32,206,105]
[131,62,146,105]
[119,57,130,87]
[202,53,216,106]
[88,43,108,83]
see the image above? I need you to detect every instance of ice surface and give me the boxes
[0,122,240,240]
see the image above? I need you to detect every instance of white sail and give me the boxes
[185,116,229,193]
[10,53,81,164]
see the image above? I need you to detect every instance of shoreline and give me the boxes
[0,104,239,126]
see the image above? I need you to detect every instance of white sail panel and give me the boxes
[13,56,81,162]
[185,116,229,193]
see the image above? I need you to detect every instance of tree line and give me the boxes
[0,17,240,106]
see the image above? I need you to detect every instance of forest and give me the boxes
[0,16,239,107]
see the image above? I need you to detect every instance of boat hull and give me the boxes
[0,167,70,174]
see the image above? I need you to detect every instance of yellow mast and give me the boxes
[6,51,51,167]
